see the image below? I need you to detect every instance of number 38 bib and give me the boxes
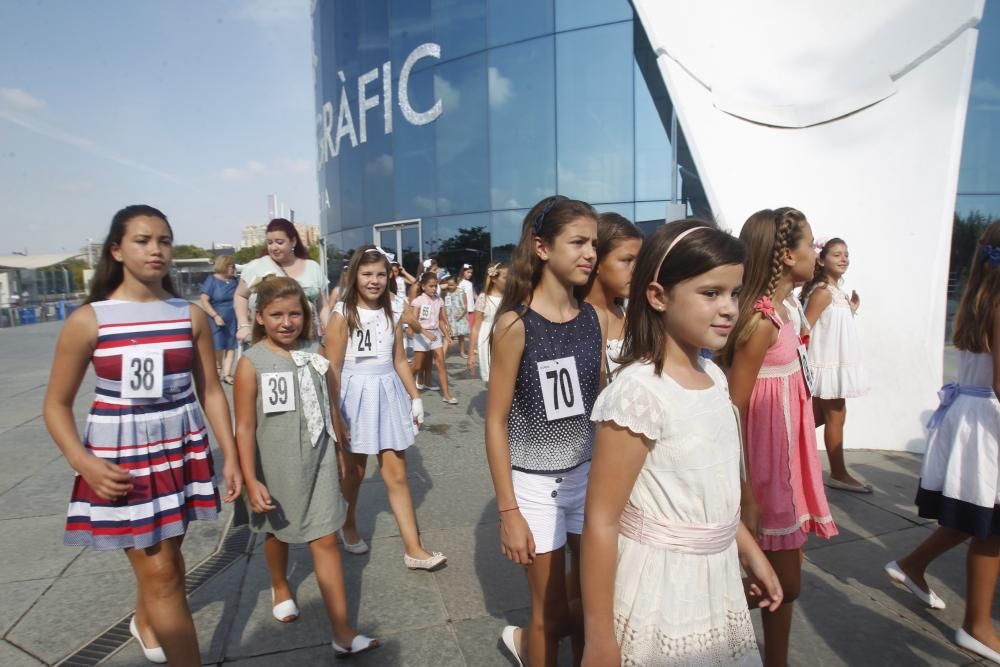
[120,349,164,399]
[261,371,296,414]
[536,356,584,421]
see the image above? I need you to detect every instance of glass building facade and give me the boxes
[313,0,999,285]
[312,0,707,281]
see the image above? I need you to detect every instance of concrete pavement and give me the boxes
[0,320,994,665]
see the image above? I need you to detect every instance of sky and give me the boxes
[0,0,319,255]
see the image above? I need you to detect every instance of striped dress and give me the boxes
[65,299,220,550]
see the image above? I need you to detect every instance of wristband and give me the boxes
[498,505,519,513]
[238,323,252,329]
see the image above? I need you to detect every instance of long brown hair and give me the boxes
[953,220,1000,353]
[259,218,309,259]
[251,276,314,343]
[800,237,846,304]
[582,212,644,298]
[496,195,598,321]
[340,245,394,332]
[86,205,179,303]
[617,220,743,375]
[718,207,808,367]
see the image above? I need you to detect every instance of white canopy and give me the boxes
[0,254,82,270]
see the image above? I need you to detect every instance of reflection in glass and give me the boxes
[489,0,554,47]
[958,0,1000,195]
[491,210,527,263]
[432,0,486,61]
[557,23,633,204]
[490,37,556,210]
[389,0,432,69]
[400,225,423,277]
[434,53,490,215]
[555,0,631,32]
[394,67,438,219]
[435,213,491,277]
[634,64,671,202]
[595,203,635,222]
[634,201,668,237]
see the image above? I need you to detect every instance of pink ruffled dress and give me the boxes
[746,297,837,551]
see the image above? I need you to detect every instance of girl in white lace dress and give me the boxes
[581,222,782,667]
[801,238,871,493]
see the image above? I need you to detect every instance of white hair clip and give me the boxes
[372,246,395,263]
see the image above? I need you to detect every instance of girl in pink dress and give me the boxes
[719,207,838,667]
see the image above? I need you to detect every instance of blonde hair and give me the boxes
[213,255,235,273]
[251,276,313,343]
[953,220,1000,353]
[718,207,808,367]
[482,262,507,296]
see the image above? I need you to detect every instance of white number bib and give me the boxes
[444,295,453,308]
[536,356,585,421]
[120,349,164,399]
[353,323,376,359]
[797,344,816,397]
[261,371,296,414]
[419,304,432,321]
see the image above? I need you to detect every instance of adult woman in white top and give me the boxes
[234,218,329,342]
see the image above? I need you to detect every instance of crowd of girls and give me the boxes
[43,201,999,666]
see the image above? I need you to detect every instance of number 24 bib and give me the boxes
[536,356,584,421]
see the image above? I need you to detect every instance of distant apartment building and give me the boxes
[240,223,319,249]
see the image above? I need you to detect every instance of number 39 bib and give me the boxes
[261,371,296,414]
[536,356,584,421]
[120,349,164,399]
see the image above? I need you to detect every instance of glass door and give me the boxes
[373,218,422,278]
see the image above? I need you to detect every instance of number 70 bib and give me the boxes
[536,356,584,421]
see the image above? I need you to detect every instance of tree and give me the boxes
[436,226,491,280]
[234,244,263,265]
[173,244,211,259]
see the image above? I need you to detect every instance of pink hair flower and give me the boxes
[813,237,829,254]
[753,295,776,318]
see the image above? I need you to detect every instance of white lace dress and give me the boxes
[806,283,869,399]
[591,360,761,667]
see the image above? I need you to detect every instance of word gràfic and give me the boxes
[317,42,443,165]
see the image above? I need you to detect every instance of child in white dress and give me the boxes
[801,237,871,492]
[467,262,507,382]
[582,222,782,666]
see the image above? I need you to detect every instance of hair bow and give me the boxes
[486,262,500,278]
[372,246,395,263]
[422,258,432,269]
[981,244,1000,268]
[813,237,830,254]
[462,263,472,270]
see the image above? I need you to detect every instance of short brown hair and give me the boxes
[251,276,313,343]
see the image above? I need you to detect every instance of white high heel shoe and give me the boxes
[129,616,167,664]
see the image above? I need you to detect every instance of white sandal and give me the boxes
[403,551,447,571]
[271,588,300,622]
[129,616,167,664]
[338,528,369,555]
[501,625,524,667]
[331,634,379,658]
[884,561,945,609]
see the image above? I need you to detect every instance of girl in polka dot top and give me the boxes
[486,195,607,667]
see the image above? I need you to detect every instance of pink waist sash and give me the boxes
[618,503,739,555]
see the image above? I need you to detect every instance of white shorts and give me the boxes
[412,332,442,352]
[511,461,590,554]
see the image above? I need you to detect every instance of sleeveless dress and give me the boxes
[917,351,999,538]
[475,294,501,382]
[746,298,837,551]
[201,275,238,350]
[241,340,345,543]
[334,303,416,455]
[445,292,470,337]
[591,360,761,666]
[805,283,869,399]
[65,299,219,550]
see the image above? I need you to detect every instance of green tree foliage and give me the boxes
[436,226,491,280]
[173,244,211,259]
[233,244,263,265]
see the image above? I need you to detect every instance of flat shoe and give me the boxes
[129,616,167,664]
[884,561,946,609]
[332,634,380,658]
[404,551,447,571]
[501,625,524,667]
[426,384,441,391]
[955,628,1000,663]
[416,383,426,390]
[338,529,369,555]
[825,477,874,493]
[442,397,458,405]
[271,587,299,622]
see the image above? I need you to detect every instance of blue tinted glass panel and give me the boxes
[342,227,371,255]
[489,37,556,209]
[958,1,1000,194]
[389,0,433,68]
[634,201,668,237]
[434,213,491,275]
[491,209,527,263]
[394,67,438,219]
[956,194,1000,219]
[555,0,631,32]
[432,0,486,62]
[556,23,633,204]
[595,202,635,222]
[634,62,671,201]
[488,0,554,47]
[434,53,490,214]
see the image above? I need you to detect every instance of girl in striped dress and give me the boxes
[43,205,242,665]
[327,245,446,571]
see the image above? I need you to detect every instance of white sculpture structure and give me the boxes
[631,0,986,451]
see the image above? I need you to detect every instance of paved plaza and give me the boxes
[0,320,996,666]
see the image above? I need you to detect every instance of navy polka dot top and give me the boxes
[508,302,602,474]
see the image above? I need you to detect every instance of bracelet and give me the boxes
[498,505,519,513]
[238,323,252,329]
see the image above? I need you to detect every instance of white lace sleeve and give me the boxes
[591,376,666,442]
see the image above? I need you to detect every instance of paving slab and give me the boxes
[0,579,53,636]
[0,514,82,584]
[0,640,45,667]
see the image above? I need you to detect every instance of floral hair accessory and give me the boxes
[486,262,500,278]
[753,295,776,318]
[813,237,830,254]
[981,244,1000,268]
